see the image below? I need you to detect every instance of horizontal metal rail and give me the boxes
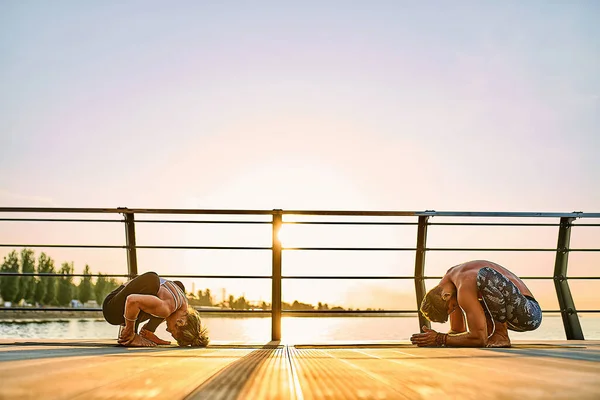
[428,222,560,227]
[0,244,271,250]
[0,272,273,279]
[281,247,599,252]
[281,276,600,280]
[282,221,418,226]
[0,307,271,313]
[0,244,126,249]
[2,207,600,218]
[2,307,597,314]
[279,309,600,314]
[0,218,123,223]
[136,219,271,224]
[2,244,598,252]
[3,217,596,227]
[4,273,598,280]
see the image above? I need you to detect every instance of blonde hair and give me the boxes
[176,307,209,347]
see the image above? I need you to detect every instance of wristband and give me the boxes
[435,332,448,347]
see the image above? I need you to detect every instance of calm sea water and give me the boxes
[1,315,599,342]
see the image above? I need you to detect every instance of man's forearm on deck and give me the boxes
[446,331,487,347]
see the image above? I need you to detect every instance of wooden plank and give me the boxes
[70,348,256,400]
[185,346,291,400]
[0,347,251,399]
[342,347,600,399]
[290,347,414,399]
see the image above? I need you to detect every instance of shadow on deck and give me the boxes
[1,339,599,399]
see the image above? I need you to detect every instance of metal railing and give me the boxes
[0,207,599,340]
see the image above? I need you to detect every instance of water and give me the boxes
[1,315,599,342]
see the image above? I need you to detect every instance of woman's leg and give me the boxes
[102,272,160,326]
[141,316,165,332]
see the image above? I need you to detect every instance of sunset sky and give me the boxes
[1,2,598,312]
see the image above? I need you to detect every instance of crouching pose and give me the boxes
[411,260,541,348]
[102,271,209,347]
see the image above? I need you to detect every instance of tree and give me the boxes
[42,255,58,305]
[205,288,212,306]
[78,265,93,305]
[290,300,314,311]
[106,277,120,296]
[0,251,20,303]
[94,274,107,304]
[18,248,36,304]
[57,262,74,306]
[94,274,120,304]
[235,296,250,310]
[33,253,51,304]
[196,289,213,306]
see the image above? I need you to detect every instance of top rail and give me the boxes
[1,207,599,218]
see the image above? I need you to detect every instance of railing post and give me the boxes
[414,215,430,332]
[553,217,584,340]
[123,210,138,280]
[271,209,283,341]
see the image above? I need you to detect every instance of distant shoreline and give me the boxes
[0,309,416,320]
[0,310,572,321]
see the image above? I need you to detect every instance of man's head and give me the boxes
[166,307,210,347]
[420,285,457,323]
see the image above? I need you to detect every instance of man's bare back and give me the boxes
[445,260,534,299]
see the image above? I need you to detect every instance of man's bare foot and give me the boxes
[487,322,511,348]
[120,333,157,347]
[140,328,171,345]
[487,334,511,348]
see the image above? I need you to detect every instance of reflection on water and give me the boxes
[1,315,598,342]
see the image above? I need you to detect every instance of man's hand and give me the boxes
[410,326,440,347]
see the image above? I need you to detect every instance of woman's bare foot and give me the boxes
[487,322,511,348]
[120,333,157,347]
[140,328,171,345]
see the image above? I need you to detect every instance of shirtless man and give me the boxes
[410,260,542,348]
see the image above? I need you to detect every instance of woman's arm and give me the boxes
[118,295,171,343]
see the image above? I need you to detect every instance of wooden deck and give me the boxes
[1,339,599,399]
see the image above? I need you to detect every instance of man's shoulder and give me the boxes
[453,260,492,272]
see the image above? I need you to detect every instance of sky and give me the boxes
[0,1,599,311]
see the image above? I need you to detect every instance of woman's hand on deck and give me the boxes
[118,324,135,345]
[119,333,157,347]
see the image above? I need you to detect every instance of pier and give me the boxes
[1,208,599,398]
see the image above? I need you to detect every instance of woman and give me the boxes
[102,271,209,347]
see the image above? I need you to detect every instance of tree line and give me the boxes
[189,289,353,311]
[0,249,121,307]
[1,249,373,312]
